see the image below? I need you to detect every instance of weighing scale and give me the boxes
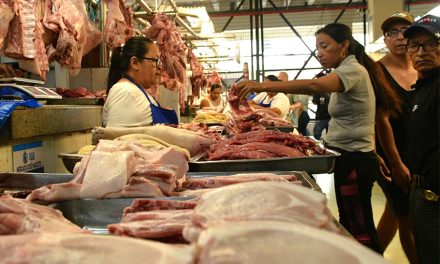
[0,77,61,100]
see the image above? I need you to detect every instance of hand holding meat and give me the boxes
[236,80,264,98]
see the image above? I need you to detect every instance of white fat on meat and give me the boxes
[120,176,164,198]
[184,181,339,242]
[0,232,195,264]
[0,195,84,235]
[80,150,136,199]
[108,209,192,239]
[95,139,131,152]
[25,182,81,202]
[196,221,390,264]
[182,172,299,189]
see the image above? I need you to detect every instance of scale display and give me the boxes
[0,83,62,99]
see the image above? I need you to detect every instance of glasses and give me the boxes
[406,40,439,53]
[142,57,161,67]
[385,27,409,38]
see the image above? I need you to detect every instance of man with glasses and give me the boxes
[375,12,418,263]
[403,14,439,264]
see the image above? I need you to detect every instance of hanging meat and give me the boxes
[103,0,134,49]
[188,49,206,98]
[2,0,37,59]
[43,0,102,76]
[0,0,49,80]
[206,69,222,88]
[0,0,14,50]
[143,13,188,108]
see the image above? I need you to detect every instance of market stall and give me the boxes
[0,0,414,263]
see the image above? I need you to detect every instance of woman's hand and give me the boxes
[390,162,411,193]
[377,154,391,182]
[237,80,263,98]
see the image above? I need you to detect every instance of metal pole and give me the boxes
[260,0,265,79]
[334,0,353,23]
[255,0,260,82]
[249,0,254,80]
[221,0,246,32]
[100,2,108,67]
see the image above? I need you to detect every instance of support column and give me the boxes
[368,0,404,42]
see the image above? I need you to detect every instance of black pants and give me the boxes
[298,111,310,136]
[333,149,383,253]
[410,185,439,264]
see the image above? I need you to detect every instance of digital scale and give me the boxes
[0,77,61,100]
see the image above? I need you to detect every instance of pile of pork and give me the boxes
[0,195,194,264]
[26,139,189,202]
[206,129,324,161]
[1,182,390,263]
[1,195,388,264]
[105,182,389,264]
[225,83,292,134]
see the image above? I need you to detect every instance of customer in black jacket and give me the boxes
[403,14,439,264]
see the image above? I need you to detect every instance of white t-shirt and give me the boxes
[253,92,290,119]
[102,80,157,127]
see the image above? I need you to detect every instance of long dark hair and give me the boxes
[316,23,402,116]
[106,36,154,94]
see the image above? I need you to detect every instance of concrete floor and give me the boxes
[314,173,409,264]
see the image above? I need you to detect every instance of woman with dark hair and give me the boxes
[102,36,177,127]
[238,23,400,253]
[199,83,225,113]
[248,74,290,118]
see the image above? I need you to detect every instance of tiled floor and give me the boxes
[313,173,409,264]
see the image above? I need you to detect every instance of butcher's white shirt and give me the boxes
[102,80,157,127]
[252,92,290,119]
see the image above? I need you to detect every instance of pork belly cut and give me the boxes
[133,163,178,194]
[25,182,81,202]
[196,221,389,264]
[183,181,338,242]
[0,195,83,235]
[120,176,164,198]
[0,232,194,264]
[80,150,135,199]
[182,173,299,190]
[123,199,197,216]
[108,209,192,239]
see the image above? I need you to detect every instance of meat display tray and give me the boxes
[189,149,340,174]
[58,153,85,173]
[0,172,73,190]
[52,196,194,234]
[189,171,321,191]
[51,171,319,233]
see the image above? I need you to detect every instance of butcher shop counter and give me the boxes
[0,105,101,173]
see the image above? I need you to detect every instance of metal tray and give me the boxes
[58,153,85,173]
[189,149,340,174]
[53,196,195,233]
[51,171,319,232]
[0,172,73,190]
[186,171,321,191]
